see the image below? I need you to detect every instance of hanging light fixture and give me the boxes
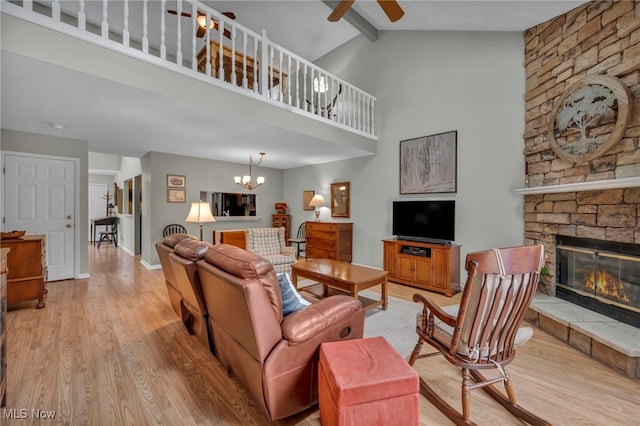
[234,152,266,190]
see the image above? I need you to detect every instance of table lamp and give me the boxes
[308,194,325,221]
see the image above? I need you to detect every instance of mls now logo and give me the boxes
[2,408,56,419]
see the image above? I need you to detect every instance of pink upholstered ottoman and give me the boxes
[319,336,419,426]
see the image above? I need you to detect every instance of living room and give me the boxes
[1,0,639,424]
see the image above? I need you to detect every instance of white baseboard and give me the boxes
[141,259,161,270]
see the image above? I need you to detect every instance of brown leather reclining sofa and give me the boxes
[157,238,366,421]
[155,233,196,317]
[197,244,365,421]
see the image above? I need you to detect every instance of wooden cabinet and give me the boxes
[383,239,460,296]
[272,214,291,243]
[1,248,8,407]
[3,235,46,308]
[213,230,246,249]
[306,222,352,262]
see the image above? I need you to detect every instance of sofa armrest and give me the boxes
[280,246,297,258]
[281,296,363,345]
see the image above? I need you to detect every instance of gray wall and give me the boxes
[1,128,89,276]
[283,31,527,279]
[142,151,284,266]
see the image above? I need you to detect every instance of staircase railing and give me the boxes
[2,0,376,138]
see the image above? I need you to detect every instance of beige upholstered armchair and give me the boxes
[245,227,297,274]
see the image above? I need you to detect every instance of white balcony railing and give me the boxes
[2,0,377,138]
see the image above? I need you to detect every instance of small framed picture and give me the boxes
[167,189,186,203]
[303,190,315,211]
[167,174,186,188]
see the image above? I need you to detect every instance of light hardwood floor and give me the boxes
[4,245,639,425]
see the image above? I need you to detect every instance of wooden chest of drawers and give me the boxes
[3,235,46,309]
[305,222,352,262]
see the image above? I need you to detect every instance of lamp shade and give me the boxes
[308,194,325,208]
[185,201,216,223]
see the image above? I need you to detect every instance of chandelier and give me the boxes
[234,152,265,190]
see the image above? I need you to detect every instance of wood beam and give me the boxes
[322,0,378,41]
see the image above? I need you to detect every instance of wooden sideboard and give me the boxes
[305,222,352,262]
[383,239,460,296]
[3,235,47,308]
[272,214,291,243]
[213,229,246,249]
[1,248,8,407]
[197,39,287,93]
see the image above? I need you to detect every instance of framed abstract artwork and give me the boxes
[400,131,457,194]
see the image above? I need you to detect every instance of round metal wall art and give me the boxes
[548,75,633,163]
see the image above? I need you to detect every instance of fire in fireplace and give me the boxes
[556,235,640,328]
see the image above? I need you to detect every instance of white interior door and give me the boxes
[4,153,76,281]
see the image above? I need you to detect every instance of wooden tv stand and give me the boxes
[383,239,460,296]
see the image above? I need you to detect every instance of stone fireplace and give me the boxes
[522,1,640,322]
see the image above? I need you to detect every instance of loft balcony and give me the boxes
[1,0,377,165]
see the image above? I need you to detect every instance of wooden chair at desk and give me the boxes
[97,217,119,249]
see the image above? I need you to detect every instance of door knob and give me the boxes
[66,224,72,228]
[66,215,73,219]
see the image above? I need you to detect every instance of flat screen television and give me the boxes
[392,200,455,243]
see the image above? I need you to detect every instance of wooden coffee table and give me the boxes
[291,259,388,311]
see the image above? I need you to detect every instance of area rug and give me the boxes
[296,280,422,358]
[360,290,421,358]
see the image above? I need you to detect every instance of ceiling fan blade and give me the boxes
[196,25,205,38]
[377,0,404,22]
[222,12,236,20]
[166,9,193,18]
[328,0,354,22]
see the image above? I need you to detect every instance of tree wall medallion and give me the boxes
[548,75,632,163]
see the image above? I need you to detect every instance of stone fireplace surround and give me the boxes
[521,1,640,377]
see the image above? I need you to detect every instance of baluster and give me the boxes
[191,3,197,72]
[371,98,376,135]
[52,0,60,21]
[101,0,109,38]
[260,30,269,96]
[160,0,166,59]
[295,59,300,109]
[242,32,248,89]
[287,56,292,106]
[323,74,328,118]
[348,87,352,128]
[78,0,86,31]
[358,91,362,129]
[205,11,211,77]
[303,64,308,112]
[269,46,274,99]
[142,0,148,53]
[356,90,360,130]
[24,0,33,12]
[175,0,182,65]
[252,38,258,92]
[230,22,237,86]
[123,0,130,47]
[278,50,283,102]
[218,15,225,84]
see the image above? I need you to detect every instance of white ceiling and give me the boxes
[1,1,587,170]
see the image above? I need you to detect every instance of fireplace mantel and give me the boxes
[513,177,640,195]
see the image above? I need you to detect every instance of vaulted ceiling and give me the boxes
[1,1,587,169]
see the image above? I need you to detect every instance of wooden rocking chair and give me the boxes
[409,244,550,426]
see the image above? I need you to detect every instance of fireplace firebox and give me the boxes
[555,235,640,327]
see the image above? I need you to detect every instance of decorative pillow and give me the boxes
[277,272,310,316]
